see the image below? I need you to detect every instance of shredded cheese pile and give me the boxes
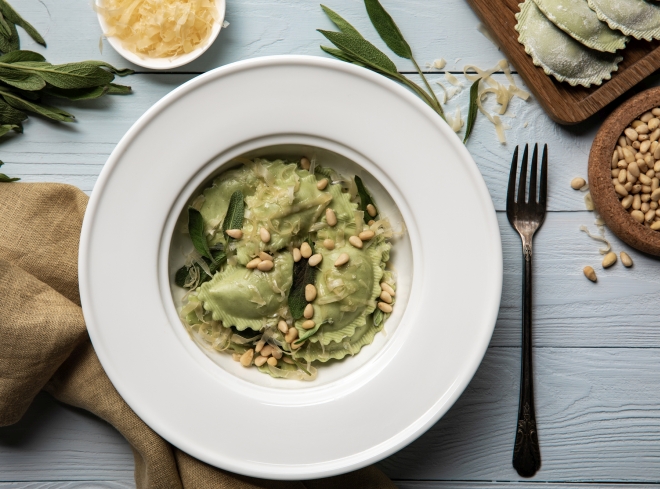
[97,0,219,59]
[464,59,530,143]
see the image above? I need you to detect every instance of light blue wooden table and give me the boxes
[2,0,660,487]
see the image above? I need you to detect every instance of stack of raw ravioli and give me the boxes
[516,0,660,87]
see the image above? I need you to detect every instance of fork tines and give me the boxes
[507,143,548,211]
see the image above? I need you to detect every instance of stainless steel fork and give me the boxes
[506,143,547,478]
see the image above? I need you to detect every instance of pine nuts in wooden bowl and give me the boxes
[589,87,660,256]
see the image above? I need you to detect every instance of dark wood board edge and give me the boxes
[465,0,660,125]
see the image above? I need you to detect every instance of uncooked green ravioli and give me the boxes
[587,0,660,41]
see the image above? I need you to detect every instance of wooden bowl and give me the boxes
[589,87,660,256]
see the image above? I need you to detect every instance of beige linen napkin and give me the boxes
[0,183,395,489]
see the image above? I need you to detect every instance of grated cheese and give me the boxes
[433,58,446,69]
[444,106,464,133]
[96,0,219,59]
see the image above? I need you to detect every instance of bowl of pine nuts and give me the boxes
[589,87,660,256]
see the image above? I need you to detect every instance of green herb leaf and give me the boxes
[10,61,115,89]
[321,4,363,38]
[288,259,317,320]
[83,61,134,77]
[0,157,18,181]
[317,29,398,75]
[0,67,44,90]
[174,266,189,287]
[188,207,212,260]
[463,79,479,144]
[354,175,377,222]
[364,0,411,59]
[295,318,331,344]
[0,50,44,63]
[0,21,19,53]
[44,85,108,100]
[0,0,45,46]
[373,308,384,327]
[222,190,245,236]
[107,83,132,94]
[209,249,227,274]
[292,358,311,375]
[0,90,74,121]
[0,97,26,124]
[320,45,365,66]
[0,12,11,39]
[0,123,18,137]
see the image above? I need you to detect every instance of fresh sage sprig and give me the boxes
[319,2,444,120]
[223,190,245,237]
[0,0,44,54]
[288,256,317,320]
[188,207,212,260]
[0,158,17,181]
[463,80,480,144]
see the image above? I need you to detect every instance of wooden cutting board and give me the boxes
[465,0,660,125]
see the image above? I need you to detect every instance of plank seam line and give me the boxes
[128,70,518,76]
[390,479,660,485]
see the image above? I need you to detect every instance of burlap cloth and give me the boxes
[0,183,396,489]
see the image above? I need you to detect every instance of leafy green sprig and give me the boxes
[319,1,480,144]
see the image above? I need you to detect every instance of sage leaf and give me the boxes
[295,318,331,344]
[222,190,245,235]
[0,21,19,53]
[373,308,384,327]
[0,90,74,122]
[463,79,479,144]
[11,61,115,89]
[0,0,45,46]
[44,85,109,101]
[288,259,316,320]
[84,61,135,77]
[317,29,398,75]
[188,207,212,260]
[0,12,10,39]
[321,4,363,38]
[0,67,44,90]
[209,249,227,273]
[0,123,18,137]
[174,266,189,287]
[364,0,411,59]
[320,45,365,66]
[107,83,132,95]
[354,175,377,222]
[0,97,26,124]
[0,158,18,181]
[0,50,44,63]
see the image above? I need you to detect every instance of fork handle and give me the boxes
[512,241,541,477]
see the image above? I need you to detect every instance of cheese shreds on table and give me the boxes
[96,0,219,58]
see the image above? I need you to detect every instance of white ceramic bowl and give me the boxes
[95,0,226,70]
[79,55,502,479]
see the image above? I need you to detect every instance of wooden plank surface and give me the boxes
[466,0,660,124]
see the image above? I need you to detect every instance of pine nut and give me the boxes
[257,260,274,271]
[633,194,642,209]
[255,340,265,353]
[308,253,323,267]
[317,178,329,190]
[652,202,658,210]
[300,242,312,258]
[643,186,652,194]
[366,204,377,217]
[626,171,636,183]
[380,291,393,303]
[641,112,654,123]
[232,353,242,362]
[650,118,660,130]
[571,177,586,189]
[326,208,337,227]
[653,177,660,191]
[255,356,268,367]
[285,328,298,343]
[619,170,627,183]
[300,157,311,170]
[632,120,644,128]
[612,151,619,168]
[631,209,645,222]
[656,146,660,160]
[621,195,633,209]
[625,128,639,141]
[648,170,656,178]
[632,185,642,195]
[602,252,617,268]
[378,302,393,313]
[240,349,254,367]
[652,189,660,201]
[646,209,656,222]
[615,184,628,197]
[642,202,650,212]
[653,108,660,116]
[641,140,652,153]
[618,160,628,169]
[637,123,650,135]
[304,303,314,319]
[323,238,335,250]
[652,221,660,230]
[628,162,640,177]
[620,251,633,267]
[623,147,635,163]
[643,194,652,203]
[302,319,315,330]
[261,345,273,357]
[349,235,363,248]
[226,229,243,239]
[283,357,295,364]
[583,266,597,282]
[305,284,317,301]
[612,169,620,178]
[260,227,271,243]
[259,251,273,261]
[278,320,289,334]
[247,257,262,269]
[368,220,376,226]
[334,253,350,267]
[293,247,302,262]
[640,174,652,185]
[267,357,278,366]
[291,340,304,350]
[381,282,395,296]
[624,182,633,192]
[359,230,376,240]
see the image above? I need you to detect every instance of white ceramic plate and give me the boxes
[95,0,226,70]
[79,55,502,480]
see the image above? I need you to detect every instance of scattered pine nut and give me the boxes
[305,284,317,301]
[368,220,376,226]
[378,302,393,313]
[335,253,350,267]
[380,291,393,303]
[260,227,271,243]
[301,242,312,258]
[583,266,597,282]
[308,253,323,266]
[240,349,254,367]
[255,340,265,353]
[571,177,586,190]
[304,303,314,319]
[247,257,262,269]
[267,357,278,366]
[232,353,241,362]
[285,328,298,343]
[291,340,304,350]
[278,320,289,334]
[366,204,377,217]
[380,282,395,296]
[283,357,295,364]
[349,235,363,248]
[260,345,273,357]
[317,178,329,190]
[358,230,375,240]
[620,251,633,267]
[226,229,243,239]
[302,319,315,330]
[255,356,268,367]
[326,208,337,227]
[323,238,335,250]
[293,247,302,262]
[257,260,274,272]
[602,252,617,268]
[259,251,273,261]
[300,157,311,170]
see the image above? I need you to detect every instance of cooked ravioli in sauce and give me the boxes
[176,158,399,380]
